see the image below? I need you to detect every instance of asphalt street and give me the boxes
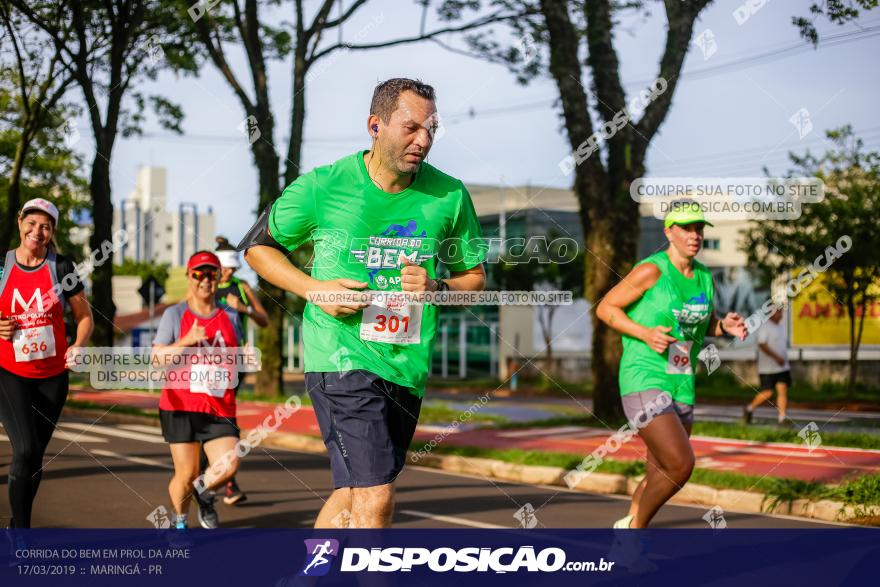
[0,416,845,530]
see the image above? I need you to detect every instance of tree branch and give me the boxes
[322,0,370,30]
[632,0,710,163]
[539,0,606,197]
[309,9,528,62]
[193,10,256,114]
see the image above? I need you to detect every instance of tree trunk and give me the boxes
[251,132,285,397]
[1,138,28,251]
[284,49,307,186]
[88,142,116,346]
[588,179,640,421]
[848,297,868,398]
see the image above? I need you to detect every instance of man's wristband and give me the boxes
[434,279,449,293]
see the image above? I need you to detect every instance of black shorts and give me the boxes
[759,370,792,390]
[306,370,422,489]
[159,410,239,444]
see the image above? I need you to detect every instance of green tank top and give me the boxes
[619,250,714,405]
[216,276,250,330]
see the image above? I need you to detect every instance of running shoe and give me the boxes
[223,479,248,506]
[742,406,753,424]
[195,491,220,529]
[612,514,634,529]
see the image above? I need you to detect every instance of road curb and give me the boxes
[61,406,858,525]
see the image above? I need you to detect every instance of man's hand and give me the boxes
[642,325,678,354]
[0,312,15,341]
[776,355,786,367]
[309,278,369,318]
[181,324,207,346]
[721,312,748,341]
[400,254,433,293]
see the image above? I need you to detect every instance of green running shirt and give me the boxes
[269,151,486,398]
[618,250,715,405]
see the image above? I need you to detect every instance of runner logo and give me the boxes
[299,538,339,576]
[702,505,727,529]
[798,421,822,452]
[514,503,538,528]
[697,343,722,374]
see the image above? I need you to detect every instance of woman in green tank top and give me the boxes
[596,202,748,528]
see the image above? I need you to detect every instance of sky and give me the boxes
[67,0,880,263]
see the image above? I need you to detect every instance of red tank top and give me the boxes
[0,251,67,378]
[158,304,240,418]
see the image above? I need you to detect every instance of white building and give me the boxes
[113,166,215,267]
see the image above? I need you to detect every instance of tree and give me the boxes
[439,0,877,418]
[0,2,78,251]
[741,126,880,396]
[794,0,878,45]
[437,0,712,418]
[0,70,90,257]
[12,0,197,345]
[182,0,530,396]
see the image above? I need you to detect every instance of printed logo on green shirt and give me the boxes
[350,220,435,286]
[672,292,710,337]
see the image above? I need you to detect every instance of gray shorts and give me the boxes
[621,389,694,429]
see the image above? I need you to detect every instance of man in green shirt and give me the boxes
[245,78,486,528]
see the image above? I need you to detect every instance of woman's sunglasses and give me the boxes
[190,268,219,282]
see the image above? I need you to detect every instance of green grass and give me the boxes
[692,421,880,450]
[417,402,508,426]
[429,370,880,405]
[697,370,880,405]
[496,415,880,450]
[413,441,880,519]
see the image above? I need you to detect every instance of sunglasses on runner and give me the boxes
[190,268,219,282]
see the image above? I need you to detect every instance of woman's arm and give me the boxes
[596,263,678,353]
[66,291,93,347]
[240,281,269,327]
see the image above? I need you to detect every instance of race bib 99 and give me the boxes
[666,340,693,375]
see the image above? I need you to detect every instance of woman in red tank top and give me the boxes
[152,251,243,530]
[0,199,93,528]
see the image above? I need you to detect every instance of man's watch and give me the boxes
[434,279,449,293]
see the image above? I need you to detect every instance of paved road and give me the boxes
[69,391,880,483]
[0,416,845,529]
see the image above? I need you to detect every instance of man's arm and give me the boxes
[245,245,369,317]
[758,342,785,365]
[438,264,485,292]
[244,245,315,298]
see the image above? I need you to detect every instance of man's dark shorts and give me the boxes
[306,370,422,489]
[759,370,792,390]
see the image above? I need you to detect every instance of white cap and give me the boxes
[21,198,59,224]
[216,250,241,269]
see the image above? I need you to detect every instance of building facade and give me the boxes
[113,166,215,267]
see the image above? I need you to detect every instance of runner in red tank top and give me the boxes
[0,199,94,529]
[152,251,243,530]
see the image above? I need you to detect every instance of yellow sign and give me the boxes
[791,277,880,346]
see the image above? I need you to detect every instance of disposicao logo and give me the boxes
[299,538,339,576]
